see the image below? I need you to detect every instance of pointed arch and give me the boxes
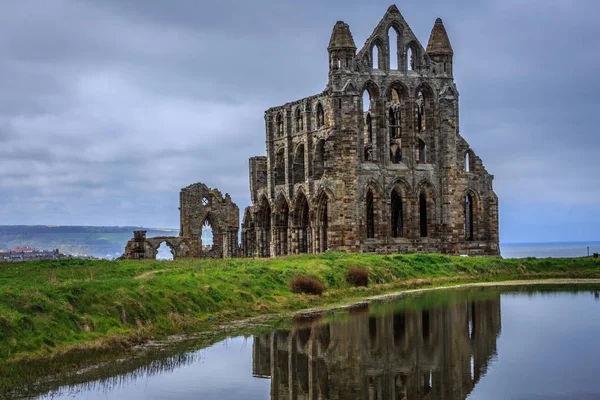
[370,38,384,70]
[315,102,325,128]
[314,190,331,253]
[364,179,383,240]
[417,181,436,239]
[242,207,256,258]
[293,190,311,254]
[274,147,286,185]
[465,149,475,172]
[388,24,402,70]
[257,196,272,257]
[313,139,326,179]
[391,189,403,238]
[406,41,419,71]
[465,193,474,241]
[390,178,411,239]
[200,212,215,248]
[293,143,306,185]
[464,189,482,242]
[361,80,381,100]
[275,194,290,256]
[415,82,435,133]
[366,190,375,239]
[276,112,284,137]
[295,107,303,132]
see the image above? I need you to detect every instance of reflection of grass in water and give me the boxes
[0,253,599,395]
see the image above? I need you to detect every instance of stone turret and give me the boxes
[426,18,454,77]
[328,21,356,77]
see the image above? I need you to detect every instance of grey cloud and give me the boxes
[0,0,598,241]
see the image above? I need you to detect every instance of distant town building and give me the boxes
[0,247,69,262]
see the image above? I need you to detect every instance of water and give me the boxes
[14,284,599,400]
[501,241,600,259]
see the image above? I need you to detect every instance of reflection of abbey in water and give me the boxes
[253,295,501,399]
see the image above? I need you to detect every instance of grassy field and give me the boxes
[0,253,599,365]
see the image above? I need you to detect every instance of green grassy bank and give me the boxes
[1,253,599,364]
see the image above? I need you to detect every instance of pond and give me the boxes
[13,284,600,399]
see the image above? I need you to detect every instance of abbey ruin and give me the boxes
[122,5,500,260]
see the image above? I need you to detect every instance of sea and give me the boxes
[501,241,600,259]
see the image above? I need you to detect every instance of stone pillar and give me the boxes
[133,230,147,260]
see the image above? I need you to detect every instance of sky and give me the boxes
[0,0,598,243]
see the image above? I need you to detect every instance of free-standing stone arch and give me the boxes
[120,183,239,260]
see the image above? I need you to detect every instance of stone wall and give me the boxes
[242,6,500,257]
[121,183,239,260]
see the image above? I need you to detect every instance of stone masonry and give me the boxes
[121,183,239,260]
[122,5,499,259]
[241,5,500,257]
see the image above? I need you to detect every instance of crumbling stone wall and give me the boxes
[242,5,500,257]
[121,183,239,260]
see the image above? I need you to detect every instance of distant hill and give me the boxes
[0,226,178,259]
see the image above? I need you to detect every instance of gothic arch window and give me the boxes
[465,193,474,241]
[293,144,305,185]
[316,193,329,252]
[274,148,285,185]
[391,189,403,238]
[406,43,418,71]
[466,150,475,172]
[314,139,326,179]
[276,112,284,137]
[259,199,272,257]
[316,103,325,128]
[388,26,401,70]
[276,197,289,256]
[417,139,427,164]
[295,193,310,254]
[372,42,381,69]
[366,190,375,239]
[295,108,303,132]
[201,218,214,251]
[419,192,428,237]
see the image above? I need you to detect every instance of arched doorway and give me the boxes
[366,190,375,239]
[294,193,311,254]
[201,218,214,252]
[275,196,289,256]
[391,189,403,238]
[257,197,272,257]
[156,241,174,260]
[419,193,428,238]
[316,194,329,253]
[465,193,474,241]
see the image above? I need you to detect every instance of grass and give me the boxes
[0,253,598,366]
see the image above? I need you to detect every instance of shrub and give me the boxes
[289,275,325,295]
[346,266,369,287]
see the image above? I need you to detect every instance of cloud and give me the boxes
[0,0,598,242]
